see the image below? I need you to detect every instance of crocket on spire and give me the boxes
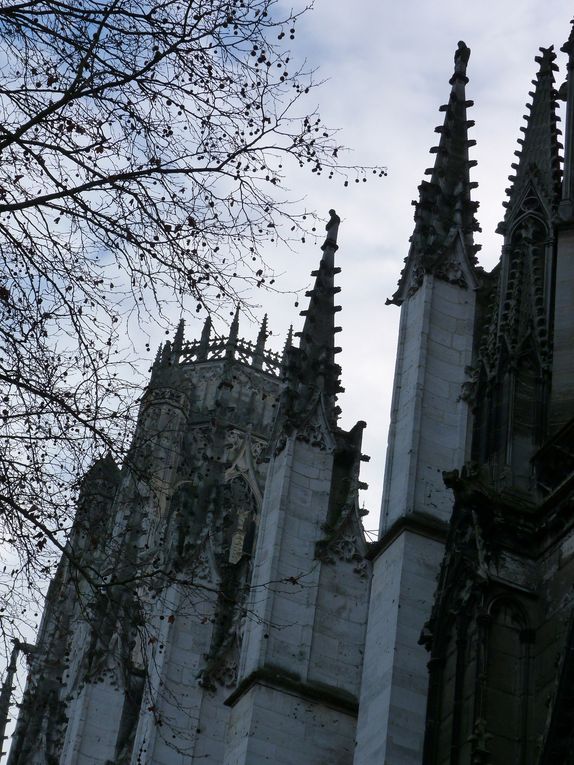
[500,45,562,231]
[283,210,344,427]
[389,41,480,305]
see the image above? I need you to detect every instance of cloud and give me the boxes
[220,2,574,527]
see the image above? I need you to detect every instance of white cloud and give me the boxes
[247,2,574,528]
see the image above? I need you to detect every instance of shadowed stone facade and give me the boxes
[6,23,574,765]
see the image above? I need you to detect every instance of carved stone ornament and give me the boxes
[145,386,188,409]
[405,260,424,299]
[198,655,238,690]
[296,420,330,450]
[404,236,469,300]
[316,529,369,578]
[250,438,265,462]
[468,717,493,764]
[189,542,214,582]
[224,428,266,466]
[273,433,288,457]
[459,364,479,408]
[432,247,468,289]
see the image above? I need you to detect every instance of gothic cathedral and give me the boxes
[7,24,574,765]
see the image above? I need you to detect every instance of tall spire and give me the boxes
[172,319,185,360]
[560,22,574,220]
[225,306,240,359]
[151,342,163,375]
[287,210,343,424]
[198,314,212,360]
[499,46,562,231]
[252,314,268,369]
[281,325,293,370]
[389,41,479,305]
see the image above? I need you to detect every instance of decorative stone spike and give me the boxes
[256,314,268,346]
[252,314,268,370]
[198,315,212,360]
[501,45,561,227]
[560,19,574,218]
[281,325,293,369]
[152,343,163,370]
[172,318,185,360]
[282,211,343,426]
[161,340,172,366]
[225,306,240,360]
[388,40,479,305]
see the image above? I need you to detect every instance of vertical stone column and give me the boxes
[550,226,574,433]
[380,276,474,532]
[354,272,476,765]
[60,684,125,765]
[223,430,364,765]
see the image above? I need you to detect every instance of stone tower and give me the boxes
[7,212,372,765]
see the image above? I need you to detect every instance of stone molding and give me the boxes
[224,665,359,716]
[368,510,449,561]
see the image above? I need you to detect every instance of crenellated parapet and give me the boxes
[180,328,283,377]
[151,314,284,380]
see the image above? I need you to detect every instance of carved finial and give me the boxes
[226,306,240,359]
[198,315,211,360]
[172,318,185,358]
[562,18,574,56]
[161,340,172,365]
[322,209,341,251]
[454,40,470,75]
[501,45,561,227]
[256,314,268,346]
[230,306,240,338]
[281,325,293,369]
[561,23,574,218]
[286,216,343,426]
[253,314,268,369]
[152,343,163,369]
[388,40,479,305]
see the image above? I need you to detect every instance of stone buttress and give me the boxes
[7,456,122,764]
[354,42,479,765]
[9,313,285,763]
[7,213,371,765]
[421,36,574,764]
[552,24,574,433]
[223,211,371,765]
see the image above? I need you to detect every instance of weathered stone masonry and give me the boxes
[7,23,574,765]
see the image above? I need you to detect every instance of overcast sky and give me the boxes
[224,1,574,533]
